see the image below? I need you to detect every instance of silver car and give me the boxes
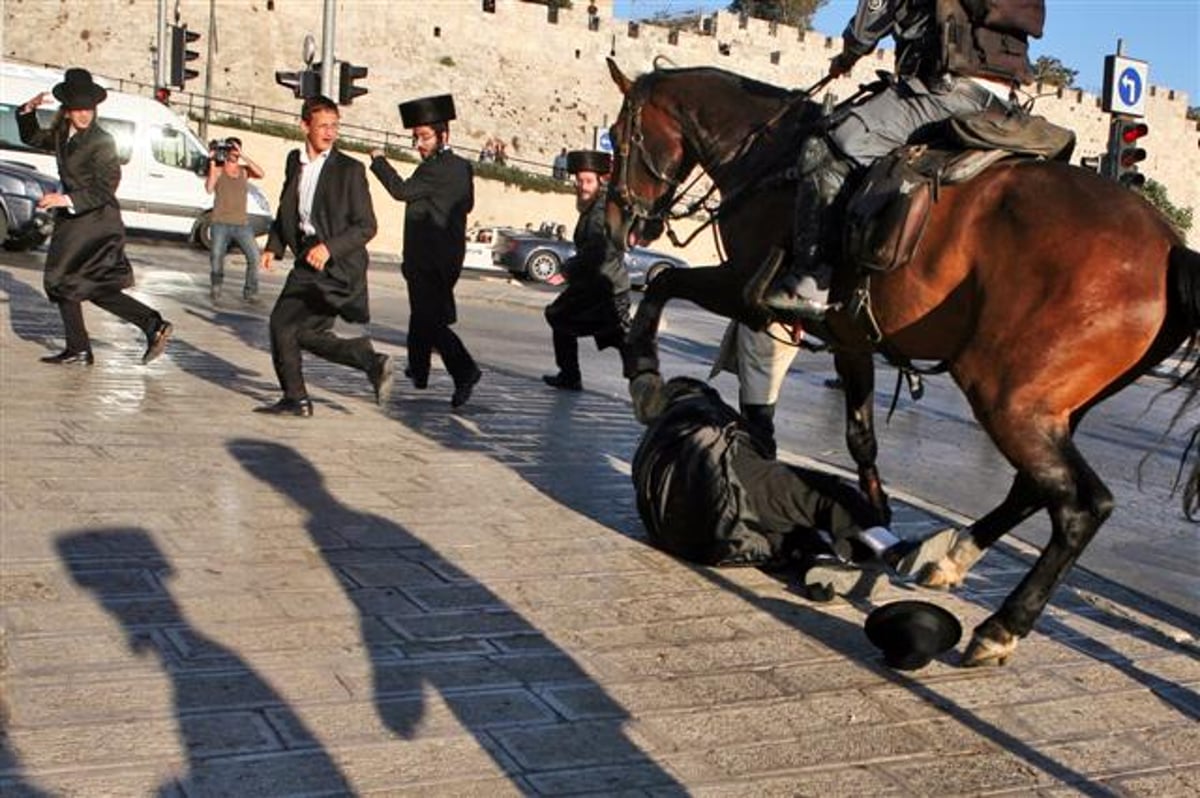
[494,221,689,288]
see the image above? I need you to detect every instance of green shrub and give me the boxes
[1140,179,1194,236]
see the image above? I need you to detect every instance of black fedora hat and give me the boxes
[52,67,107,109]
[864,600,962,671]
[398,94,456,128]
[566,149,612,176]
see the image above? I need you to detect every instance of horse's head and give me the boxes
[604,58,697,250]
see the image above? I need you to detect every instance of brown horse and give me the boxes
[604,60,1200,667]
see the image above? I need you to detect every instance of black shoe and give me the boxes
[253,397,313,417]
[41,349,94,365]
[403,365,428,390]
[451,368,482,408]
[368,353,394,406]
[142,319,173,364]
[243,289,260,304]
[542,372,582,391]
[210,283,222,302]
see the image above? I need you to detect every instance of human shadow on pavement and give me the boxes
[387,364,646,538]
[227,439,683,794]
[56,528,355,797]
[167,336,279,401]
[0,701,53,798]
[691,565,1133,796]
[0,268,62,351]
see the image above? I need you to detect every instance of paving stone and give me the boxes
[884,750,1050,794]
[542,671,785,720]
[491,719,662,771]
[1104,766,1200,797]
[679,765,903,797]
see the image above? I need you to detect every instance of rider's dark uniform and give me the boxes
[765,0,1042,320]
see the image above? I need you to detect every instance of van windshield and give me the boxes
[0,103,134,164]
[150,124,206,172]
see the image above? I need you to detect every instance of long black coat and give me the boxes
[370,150,473,327]
[544,195,631,348]
[265,148,377,323]
[17,111,133,302]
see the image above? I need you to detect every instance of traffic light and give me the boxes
[169,24,201,89]
[1109,118,1148,189]
[275,64,322,100]
[338,62,368,105]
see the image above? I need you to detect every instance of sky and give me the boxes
[612,0,1200,104]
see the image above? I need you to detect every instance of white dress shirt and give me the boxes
[298,146,331,236]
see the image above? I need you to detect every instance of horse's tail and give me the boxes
[1168,245,1200,519]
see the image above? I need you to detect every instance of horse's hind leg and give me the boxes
[920,472,1045,589]
[964,433,1114,667]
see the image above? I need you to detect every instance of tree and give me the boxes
[1140,179,1193,237]
[1187,106,1199,122]
[1033,56,1077,88]
[728,0,828,30]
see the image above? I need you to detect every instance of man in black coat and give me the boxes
[633,377,955,599]
[17,68,172,366]
[256,95,388,417]
[369,94,481,408]
[541,149,631,391]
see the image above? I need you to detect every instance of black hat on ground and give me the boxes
[53,68,107,109]
[398,94,456,128]
[566,149,612,176]
[864,600,962,671]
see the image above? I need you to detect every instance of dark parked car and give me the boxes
[0,159,56,251]
[495,221,689,288]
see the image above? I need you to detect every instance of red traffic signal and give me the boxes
[1107,118,1148,189]
[1119,122,1148,145]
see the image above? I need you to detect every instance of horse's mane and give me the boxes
[638,63,798,108]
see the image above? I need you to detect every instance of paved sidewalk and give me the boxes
[2,251,1198,797]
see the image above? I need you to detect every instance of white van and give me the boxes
[0,60,271,248]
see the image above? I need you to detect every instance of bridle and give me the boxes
[611,93,709,229]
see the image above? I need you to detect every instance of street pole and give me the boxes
[155,0,167,88]
[199,0,215,140]
[321,0,336,98]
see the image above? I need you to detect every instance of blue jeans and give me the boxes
[210,222,261,296]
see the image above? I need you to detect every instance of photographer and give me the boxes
[204,137,264,302]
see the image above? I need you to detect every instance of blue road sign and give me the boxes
[1118,66,1143,107]
[594,128,614,153]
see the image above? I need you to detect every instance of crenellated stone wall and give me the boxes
[5,0,1197,245]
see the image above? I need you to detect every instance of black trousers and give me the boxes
[58,292,160,353]
[731,448,878,545]
[268,290,376,400]
[552,329,582,382]
[406,317,477,386]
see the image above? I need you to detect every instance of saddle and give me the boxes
[844,107,1076,273]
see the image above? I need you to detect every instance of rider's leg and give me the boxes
[760,135,853,323]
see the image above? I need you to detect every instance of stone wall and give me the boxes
[5,0,1197,246]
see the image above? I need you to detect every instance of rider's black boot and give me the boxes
[760,137,852,324]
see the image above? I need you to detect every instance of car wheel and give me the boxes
[644,261,672,288]
[194,212,213,251]
[525,249,561,282]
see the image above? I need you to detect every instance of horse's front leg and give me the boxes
[835,351,891,524]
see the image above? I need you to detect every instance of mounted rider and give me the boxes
[762,0,1044,322]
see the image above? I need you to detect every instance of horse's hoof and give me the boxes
[917,556,964,591]
[629,372,666,424]
[961,625,1018,668]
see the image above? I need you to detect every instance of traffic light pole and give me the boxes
[199,0,216,140]
[155,0,168,88]
[321,0,337,99]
